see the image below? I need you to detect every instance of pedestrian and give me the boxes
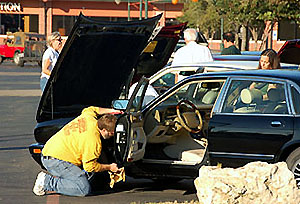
[221,32,241,55]
[258,49,281,70]
[250,49,281,97]
[171,28,213,66]
[33,106,121,197]
[40,31,62,92]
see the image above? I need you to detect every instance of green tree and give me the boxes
[179,0,300,51]
[177,0,233,40]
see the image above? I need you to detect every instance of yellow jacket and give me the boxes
[42,106,105,172]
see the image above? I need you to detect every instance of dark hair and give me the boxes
[97,114,117,132]
[258,49,281,69]
[223,32,235,43]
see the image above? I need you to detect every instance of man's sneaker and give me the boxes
[33,171,46,196]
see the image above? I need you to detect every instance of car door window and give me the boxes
[152,73,175,88]
[157,80,224,107]
[127,78,149,112]
[221,79,288,114]
[291,86,300,114]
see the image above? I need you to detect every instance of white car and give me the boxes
[134,61,299,100]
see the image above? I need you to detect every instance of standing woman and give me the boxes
[258,49,281,70]
[40,31,62,92]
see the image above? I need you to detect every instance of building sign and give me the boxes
[0,2,21,12]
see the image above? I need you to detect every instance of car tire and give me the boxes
[0,56,3,64]
[38,60,42,67]
[13,52,24,67]
[286,147,300,186]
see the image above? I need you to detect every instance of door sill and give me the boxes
[142,159,200,166]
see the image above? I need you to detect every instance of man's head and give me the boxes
[184,28,198,44]
[98,114,117,139]
[223,32,235,48]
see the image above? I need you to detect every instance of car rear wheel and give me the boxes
[13,52,24,67]
[286,147,300,187]
[0,56,3,64]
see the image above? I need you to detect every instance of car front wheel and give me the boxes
[286,147,300,187]
[13,52,24,67]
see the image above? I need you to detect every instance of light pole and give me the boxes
[145,0,148,19]
[128,0,130,21]
[139,0,143,20]
[42,0,47,36]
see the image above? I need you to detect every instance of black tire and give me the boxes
[13,52,24,67]
[286,147,300,186]
[0,56,3,64]
[38,60,42,67]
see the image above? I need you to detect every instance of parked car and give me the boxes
[0,31,46,66]
[143,61,299,96]
[113,69,300,185]
[29,13,168,166]
[278,39,300,65]
[29,14,300,186]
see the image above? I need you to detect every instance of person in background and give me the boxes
[250,49,281,98]
[171,28,213,66]
[221,32,241,55]
[258,49,281,70]
[40,31,62,91]
[33,106,121,197]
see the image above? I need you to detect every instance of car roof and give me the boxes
[188,69,300,86]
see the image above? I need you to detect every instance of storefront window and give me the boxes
[53,15,135,36]
[0,14,38,34]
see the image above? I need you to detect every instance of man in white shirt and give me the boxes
[171,28,213,66]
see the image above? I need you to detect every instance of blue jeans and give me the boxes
[41,156,91,196]
[40,77,48,92]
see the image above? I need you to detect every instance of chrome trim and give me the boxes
[271,121,282,126]
[209,151,274,159]
[142,159,199,165]
[215,112,292,117]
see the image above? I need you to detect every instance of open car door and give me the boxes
[114,77,149,166]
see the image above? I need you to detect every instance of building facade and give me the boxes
[0,0,183,36]
[0,1,298,51]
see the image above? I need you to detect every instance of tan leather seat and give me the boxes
[264,88,287,114]
[234,88,263,113]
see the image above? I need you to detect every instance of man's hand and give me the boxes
[109,163,119,172]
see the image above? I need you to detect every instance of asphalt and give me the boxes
[0,61,198,204]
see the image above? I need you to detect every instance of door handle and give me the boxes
[271,121,282,127]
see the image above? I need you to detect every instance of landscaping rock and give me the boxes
[194,162,300,204]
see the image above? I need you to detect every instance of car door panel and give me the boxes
[208,77,294,167]
[209,114,293,166]
[114,77,149,166]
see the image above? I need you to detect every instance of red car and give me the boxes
[0,32,46,66]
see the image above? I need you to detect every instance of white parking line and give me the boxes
[0,72,40,76]
[0,89,41,96]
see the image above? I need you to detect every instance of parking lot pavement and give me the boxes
[0,62,198,203]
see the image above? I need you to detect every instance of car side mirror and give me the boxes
[112,99,129,110]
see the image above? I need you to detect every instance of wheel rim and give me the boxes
[292,159,300,187]
[14,53,20,64]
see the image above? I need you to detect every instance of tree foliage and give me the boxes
[177,0,300,50]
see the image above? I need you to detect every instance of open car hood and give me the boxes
[278,39,300,65]
[133,23,186,83]
[36,14,161,122]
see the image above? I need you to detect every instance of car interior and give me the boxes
[222,80,288,114]
[141,80,225,165]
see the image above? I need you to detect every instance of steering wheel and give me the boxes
[176,99,203,133]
